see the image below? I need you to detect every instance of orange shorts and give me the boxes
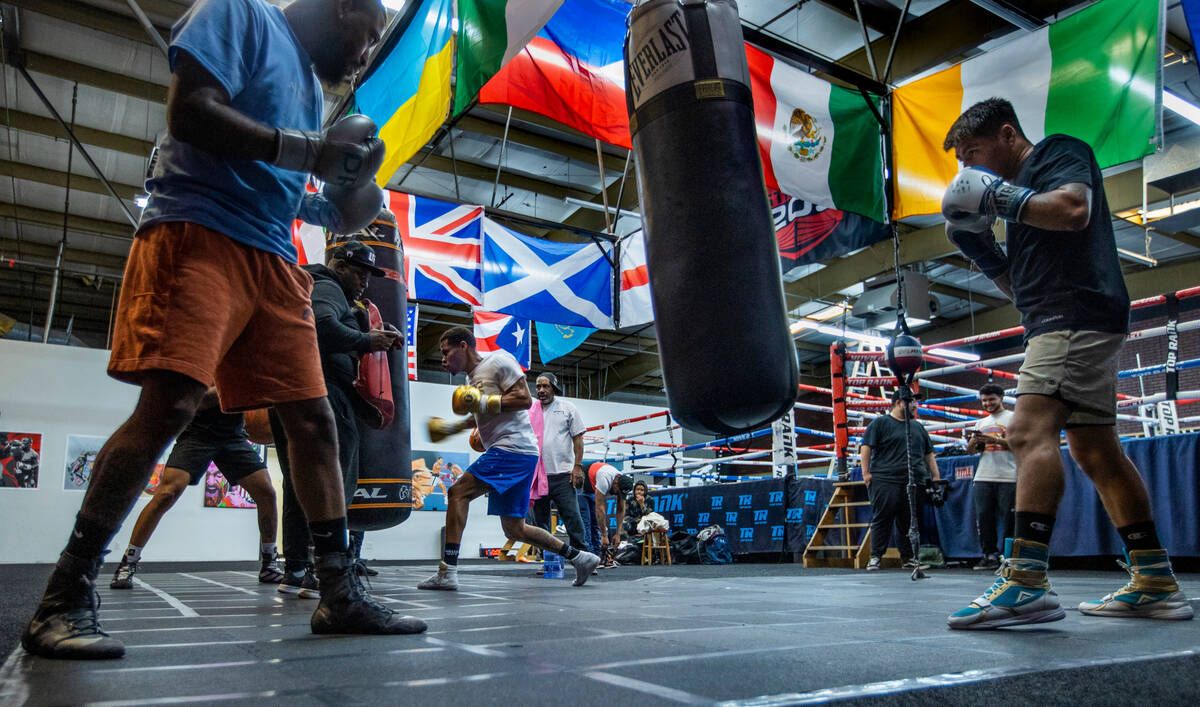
[108,222,326,411]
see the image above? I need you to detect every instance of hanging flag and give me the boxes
[770,190,891,276]
[481,218,613,329]
[535,321,595,364]
[453,0,566,116]
[1185,0,1200,84]
[406,304,419,381]
[617,229,652,328]
[477,0,631,149]
[387,190,484,306]
[356,0,455,185]
[891,0,1159,219]
[292,220,326,266]
[746,44,885,223]
[474,310,531,370]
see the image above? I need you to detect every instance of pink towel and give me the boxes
[527,402,548,503]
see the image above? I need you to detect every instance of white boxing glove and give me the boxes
[942,167,1035,224]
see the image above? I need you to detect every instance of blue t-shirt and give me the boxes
[139,0,323,262]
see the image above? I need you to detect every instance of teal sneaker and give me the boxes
[1078,549,1194,620]
[947,538,1065,630]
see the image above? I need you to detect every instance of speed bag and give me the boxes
[625,0,798,435]
[329,218,412,531]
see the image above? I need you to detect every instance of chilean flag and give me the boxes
[473,310,531,370]
[477,0,631,149]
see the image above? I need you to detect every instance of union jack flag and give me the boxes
[406,304,418,381]
[386,190,484,306]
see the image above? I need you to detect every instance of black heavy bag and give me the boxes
[329,210,413,531]
[624,0,797,435]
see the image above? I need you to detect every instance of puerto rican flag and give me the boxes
[406,304,419,381]
[473,310,531,370]
[387,190,484,306]
[617,229,652,327]
[477,0,631,149]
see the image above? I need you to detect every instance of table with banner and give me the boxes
[614,432,1200,560]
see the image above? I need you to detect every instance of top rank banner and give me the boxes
[771,190,890,276]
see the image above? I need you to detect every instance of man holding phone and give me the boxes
[968,383,1016,570]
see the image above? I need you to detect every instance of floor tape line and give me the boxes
[131,579,199,618]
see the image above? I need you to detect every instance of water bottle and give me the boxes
[543,551,564,579]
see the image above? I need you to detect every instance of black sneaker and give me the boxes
[973,554,1001,571]
[277,565,320,599]
[259,552,285,584]
[22,552,125,659]
[353,559,379,577]
[110,558,137,589]
[310,553,427,635]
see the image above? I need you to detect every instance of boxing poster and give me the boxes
[2,432,41,488]
[203,463,258,509]
[410,450,468,512]
[64,434,104,490]
[771,190,890,275]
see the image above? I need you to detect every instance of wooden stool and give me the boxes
[641,529,672,565]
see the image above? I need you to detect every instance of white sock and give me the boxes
[125,545,143,563]
[440,562,458,575]
[260,542,277,557]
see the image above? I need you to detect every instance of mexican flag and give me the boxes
[452,0,566,116]
[892,0,1160,219]
[746,43,887,224]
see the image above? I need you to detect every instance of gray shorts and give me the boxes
[1016,330,1125,426]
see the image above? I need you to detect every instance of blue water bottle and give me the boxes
[543,551,564,579]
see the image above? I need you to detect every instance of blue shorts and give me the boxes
[468,448,538,518]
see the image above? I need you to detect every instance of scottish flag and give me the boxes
[481,218,613,328]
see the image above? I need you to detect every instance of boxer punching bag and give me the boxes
[624,0,797,435]
[329,208,412,531]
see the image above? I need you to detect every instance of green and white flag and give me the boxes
[452,0,566,116]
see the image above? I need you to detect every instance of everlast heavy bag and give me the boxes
[624,0,797,435]
[329,209,412,531]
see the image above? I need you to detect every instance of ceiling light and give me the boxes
[1164,90,1200,127]
[135,195,149,208]
[928,347,980,362]
[808,303,848,321]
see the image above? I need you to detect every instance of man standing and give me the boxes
[859,390,939,571]
[419,327,600,590]
[110,390,283,589]
[968,383,1016,571]
[942,98,1191,628]
[530,372,589,552]
[273,240,400,592]
[22,0,423,660]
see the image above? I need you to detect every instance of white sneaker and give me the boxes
[570,552,601,587]
[417,563,458,591]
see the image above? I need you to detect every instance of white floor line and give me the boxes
[175,573,259,596]
[131,578,199,618]
[106,625,262,635]
[0,644,30,706]
[584,670,712,705]
[126,640,258,650]
[422,635,507,658]
[93,660,259,675]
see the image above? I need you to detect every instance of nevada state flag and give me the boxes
[474,310,531,370]
[481,218,613,329]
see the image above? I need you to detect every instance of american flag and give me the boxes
[406,304,418,381]
[386,191,483,306]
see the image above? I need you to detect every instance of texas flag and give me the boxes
[387,190,484,306]
[474,310,531,370]
[477,0,631,149]
[617,229,652,328]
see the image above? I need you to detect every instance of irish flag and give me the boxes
[892,0,1159,219]
[452,0,566,116]
[746,44,886,223]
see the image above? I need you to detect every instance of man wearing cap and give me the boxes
[272,240,401,593]
[530,373,589,552]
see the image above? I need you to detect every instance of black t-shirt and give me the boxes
[182,406,246,441]
[1007,135,1129,339]
[860,414,933,482]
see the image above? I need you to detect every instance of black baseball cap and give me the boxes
[334,241,385,277]
[615,474,634,495]
[537,371,563,395]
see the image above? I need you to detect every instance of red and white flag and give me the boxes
[618,230,652,328]
[473,310,531,370]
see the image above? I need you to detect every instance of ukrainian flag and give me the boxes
[356,0,455,186]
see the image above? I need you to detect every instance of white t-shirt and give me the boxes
[469,351,538,455]
[538,398,585,475]
[590,462,619,495]
[973,409,1017,483]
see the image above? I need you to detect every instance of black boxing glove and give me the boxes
[273,114,385,189]
[299,183,385,234]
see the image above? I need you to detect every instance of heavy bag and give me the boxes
[329,209,412,531]
[624,0,797,435]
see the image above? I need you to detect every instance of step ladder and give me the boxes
[802,480,903,568]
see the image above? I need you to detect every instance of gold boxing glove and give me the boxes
[451,384,501,415]
[427,416,468,443]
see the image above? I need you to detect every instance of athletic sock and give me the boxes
[260,542,277,557]
[64,512,119,561]
[1013,512,1056,546]
[559,542,580,560]
[124,545,143,564]
[307,517,348,557]
[1117,520,1162,552]
[442,543,460,567]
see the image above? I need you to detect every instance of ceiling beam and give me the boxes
[411,151,598,202]
[14,50,168,103]
[0,202,134,240]
[8,0,171,46]
[0,159,141,201]
[813,0,905,36]
[458,112,627,174]
[0,109,156,157]
[928,281,1008,309]
[0,237,129,272]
